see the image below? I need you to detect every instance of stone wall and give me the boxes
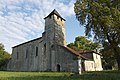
[45,14,66,46]
[7,37,49,71]
[7,39,79,72]
[50,45,79,73]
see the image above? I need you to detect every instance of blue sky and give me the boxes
[65,15,85,44]
[0,0,85,53]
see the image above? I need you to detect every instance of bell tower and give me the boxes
[44,9,66,71]
[44,9,66,46]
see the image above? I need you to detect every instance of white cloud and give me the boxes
[0,0,75,53]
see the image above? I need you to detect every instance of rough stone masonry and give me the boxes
[7,9,84,74]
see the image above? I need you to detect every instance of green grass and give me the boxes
[0,71,120,80]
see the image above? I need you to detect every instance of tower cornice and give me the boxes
[44,9,65,21]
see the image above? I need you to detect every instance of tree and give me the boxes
[67,36,101,51]
[0,43,11,70]
[74,0,120,69]
[100,42,116,70]
[0,43,4,51]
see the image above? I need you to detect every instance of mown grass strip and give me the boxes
[0,70,120,80]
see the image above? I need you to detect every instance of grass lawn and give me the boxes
[0,70,120,80]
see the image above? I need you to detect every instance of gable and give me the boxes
[78,50,102,60]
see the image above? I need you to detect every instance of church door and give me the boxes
[57,64,60,72]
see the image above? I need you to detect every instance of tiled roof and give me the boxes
[12,37,42,48]
[59,45,88,60]
[44,9,65,21]
[78,50,102,55]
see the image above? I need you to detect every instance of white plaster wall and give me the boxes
[78,59,82,74]
[84,60,95,71]
[93,53,103,71]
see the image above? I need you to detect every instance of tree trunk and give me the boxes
[116,57,120,70]
[113,46,120,70]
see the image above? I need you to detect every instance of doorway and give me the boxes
[57,64,60,72]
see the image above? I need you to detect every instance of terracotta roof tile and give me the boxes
[78,50,102,55]
[58,45,88,60]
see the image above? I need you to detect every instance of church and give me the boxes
[7,9,85,73]
[7,10,103,73]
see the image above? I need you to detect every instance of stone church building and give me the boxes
[7,10,103,73]
[7,10,86,73]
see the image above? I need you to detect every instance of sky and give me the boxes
[0,0,85,53]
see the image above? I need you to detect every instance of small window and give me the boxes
[61,18,62,21]
[26,49,28,58]
[17,52,19,59]
[57,16,59,19]
[49,15,51,19]
[51,45,54,48]
[96,55,98,59]
[44,43,46,55]
[36,47,38,56]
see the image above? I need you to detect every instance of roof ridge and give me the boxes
[44,9,65,21]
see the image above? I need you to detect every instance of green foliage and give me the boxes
[0,43,11,69]
[0,43,4,51]
[0,50,10,63]
[100,42,116,70]
[67,36,101,51]
[0,71,120,80]
[74,0,120,69]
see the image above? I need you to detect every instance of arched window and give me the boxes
[36,47,38,56]
[26,48,28,58]
[44,43,46,55]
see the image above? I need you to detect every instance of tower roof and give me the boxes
[44,9,65,21]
